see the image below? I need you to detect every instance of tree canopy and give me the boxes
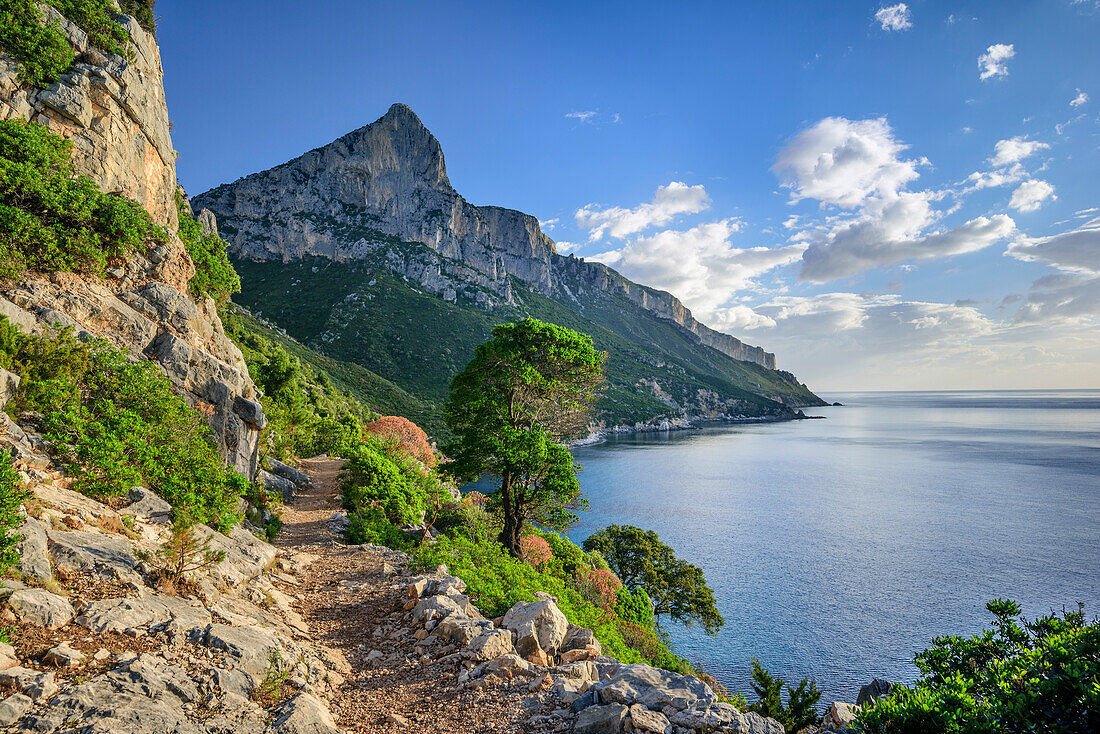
[583,524,724,634]
[444,318,605,556]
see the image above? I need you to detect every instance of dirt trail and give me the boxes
[273,457,556,734]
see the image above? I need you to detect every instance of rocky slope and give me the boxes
[0,7,265,477]
[193,105,824,430]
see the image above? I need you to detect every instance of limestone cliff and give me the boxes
[0,7,265,477]
[195,104,778,371]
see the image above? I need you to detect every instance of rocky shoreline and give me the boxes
[573,411,824,447]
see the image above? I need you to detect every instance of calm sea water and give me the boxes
[564,390,1100,705]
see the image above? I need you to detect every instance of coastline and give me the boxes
[572,408,823,448]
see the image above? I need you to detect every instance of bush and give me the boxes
[519,535,552,568]
[176,193,239,304]
[365,416,436,468]
[859,599,1100,734]
[346,505,413,550]
[48,0,128,54]
[748,658,822,733]
[1,318,246,530]
[340,441,424,525]
[118,0,155,35]
[0,0,74,87]
[0,450,29,573]
[575,567,621,612]
[0,119,165,280]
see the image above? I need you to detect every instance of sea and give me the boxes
[564,390,1100,705]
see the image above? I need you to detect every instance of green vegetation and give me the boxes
[0,450,29,573]
[0,119,164,280]
[143,512,226,583]
[584,524,724,634]
[0,0,130,88]
[0,316,247,530]
[176,193,239,304]
[859,599,1100,734]
[444,319,604,556]
[229,256,821,432]
[748,658,823,732]
[118,0,155,36]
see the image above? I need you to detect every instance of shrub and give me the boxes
[176,193,239,304]
[748,658,822,733]
[345,505,413,550]
[574,567,621,612]
[364,416,436,469]
[146,512,226,582]
[0,119,165,279]
[340,441,423,525]
[2,318,246,530]
[615,586,655,629]
[118,0,156,35]
[519,535,552,569]
[48,0,128,54]
[859,599,1100,734]
[0,450,29,573]
[0,0,74,87]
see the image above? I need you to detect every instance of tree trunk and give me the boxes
[498,470,524,557]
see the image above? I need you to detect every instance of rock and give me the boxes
[8,588,74,628]
[823,701,859,728]
[194,623,281,677]
[738,711,786,734]
[43,641,85,667]
[571,689,600,712]
[213,667,255,699]
[0,693,33,726]
[467,629,514,661]
[436,614,492,646]
[233,395,267,429]
[386,712,409,726]
[327,511,349,532]
[46,526,139,579]
[124,486,171,522]
[13,516,51,582]
[76,593,211,635]
[669,701,742,730]
[0,367,18,410]
[501,597,569,656]
[857,677,895,706]
[265,456,310,486]
[0,642,18,671]
[561,647,599,664]
[0,666,57,700]
[629,704,672,734]
[563,623,600,653]
[594,664,716,712]
[270,692,340,734]
[260,469,297,503]
[575,702,629,733]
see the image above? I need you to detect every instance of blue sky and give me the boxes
[160,0,1100,390]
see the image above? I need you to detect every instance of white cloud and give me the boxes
[978,43,1015,81]
[588,220,804,317]
[565,111,596,122]
[1070,89,1089,107]
[575,182,711,241]
[964,163,1026,191]
[875,3,913,30]
[555,241,581,254]
[989,136,1049,167]
[1008,180,1056,212]
[1005,221,1100,326]
[772,117,925,208]
[1007,219,1100,275]
[800,213,1016,282]
[538,217,559,231]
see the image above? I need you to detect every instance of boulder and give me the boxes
[0,693,33,726]
[563,624,601,654]
[213,667,255,699]
[265,456,310,486]
[669,701,742,730]
[260,469,297,503]
[436,614,492,646]
[0,642,18,671]
[575,702,629,734]
[823,701,859,728]
[0,667,57,700]
[738,711,786,734]
[269,692,340,734]
[232,395,267,430]
[75,594,211,635]
[13,516,51,582]
[46,527,139,579]
[501,597,569,656]
[42,641,85,667]
[466,629,514,661]
[594,664,715,712]
[124,486,171,522]
[857,677,895,706]
[629,704,672,734]
[8,588,74,628]
[194,623,281,677]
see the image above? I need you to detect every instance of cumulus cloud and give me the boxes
[989,136,1050,167]
[875,3,913,30]
[588,219,805,317]
[538,217,559,231]
[555,241,581,254]
[1070,89,1089,107]
[978,43,1015,80]
[1009,180,1056,212]
[1005,220,1100,326]
[1006,219,1100,275]
[575,182,711,241]
[772,117,925,208]
[964,163,1026,191]
[800,213,1016,282]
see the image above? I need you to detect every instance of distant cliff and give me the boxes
[195,104,778,372]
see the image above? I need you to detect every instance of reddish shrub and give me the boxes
[364,416,436,468]
[519,535,553,568]
[463,491,489,508]
[574,567,622,612]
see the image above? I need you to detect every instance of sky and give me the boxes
[160,0,1100,391]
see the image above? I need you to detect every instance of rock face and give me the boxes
[194,104,778,371]
[0,10,265,478]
